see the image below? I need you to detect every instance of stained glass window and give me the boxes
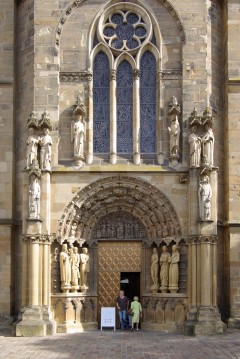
[93,52,110,153]
[117,61,133,153]
[140,51,156,153]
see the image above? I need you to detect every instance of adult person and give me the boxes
[202,124,214,167]
[130,296,142,331]
[198,175,212,220]
[160,245,171,292]
[169,244,180,293]
[150,248,159,292]
[71,115,85,158]
[60,243,71,290]
[40,127,53,171]
[79,247,90,291]
[116,290,129,330]
[29,175,41,219]
[189,125,201,167]
[26,127,39,169]
[168,115,180,157]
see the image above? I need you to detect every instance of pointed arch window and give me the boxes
[90,3,161,164]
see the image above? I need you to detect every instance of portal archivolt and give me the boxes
[57,176,182,245]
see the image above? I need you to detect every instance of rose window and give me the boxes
[98,4,152,54]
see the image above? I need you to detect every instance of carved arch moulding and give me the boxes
[56,176,183,247]
[54,0,186,51]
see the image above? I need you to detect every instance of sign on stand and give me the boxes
[101,307,116,331]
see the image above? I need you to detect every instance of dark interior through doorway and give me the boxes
[120,272,140,304]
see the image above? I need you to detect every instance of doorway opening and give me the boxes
[120,272,140,303]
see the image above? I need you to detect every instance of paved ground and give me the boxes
[0,327,240,359]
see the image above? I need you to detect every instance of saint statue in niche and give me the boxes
[201,124,214,167]
[26,127,39,169]
[60,243,71,292]
[168,114,180,157]
[150,248,159,293]
[198,174,212,220]
[169,244,180,293]
[79,247,90,291]
[29,174,41,219]
[160,245,171,293]
[40,127,53,171]
[71,246,80,290]
[71,115,85,159]
[189,125,201,168]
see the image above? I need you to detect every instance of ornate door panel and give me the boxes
[98,241,142,312]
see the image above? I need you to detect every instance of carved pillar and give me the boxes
[133,69,140,165]
[110,70,117,164]
[86,73,93,164]
[157,70,164,165]
[42,238,51,306]
[29,237,40,305]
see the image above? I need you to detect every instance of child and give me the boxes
[130,296,142,331]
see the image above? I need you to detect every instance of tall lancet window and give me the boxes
[93,51,110,153]
[117,61,133,153]
[140,51,156,153]
[90,3,161,164]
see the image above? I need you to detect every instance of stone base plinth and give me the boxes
[57,321,98,333]
[14,306,56,337]
[185,307,226,336]
[227,318,240,329]
[141,321,184,333]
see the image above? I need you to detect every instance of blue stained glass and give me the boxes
[116,23,134,40]
[117,61,133,153]
[93,52,110,153]
[111,39,123,50]
[135,26,146,37]
[127,39,139,49]
[111,13,123,24]
[127,13,139,24]
[103,26,115,37]
[140,51,156,153]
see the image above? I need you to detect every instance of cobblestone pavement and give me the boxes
[0,328,240,359]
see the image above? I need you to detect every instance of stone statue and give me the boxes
[160,245,171,293]
[198,175,212,220]
[60,243,71,292]
[29,174,41,219]
[26,127,39,169]
[40,127,53,171]
[168,115,180,157]
[79,247,90,291]
[189,125,201,167]
[71,246,80,290]
[69,222,77,238]
[169,244,180,293]
[150,248,159,293]
[71,115,85,158]
[202,124,214,167]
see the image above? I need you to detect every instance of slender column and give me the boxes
[86,73,93,164]
[133,69,140,165]
[157,70,164,164]
[42,240,50,306]
[110,70,117,164]
[212,241,217,307]
[200,240,212,307]
[191,241,197,306]
[29,239,40,305]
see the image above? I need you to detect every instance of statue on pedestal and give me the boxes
[79,247,90,291]
[198,175,212,220]
[168,115,180,157]
[26,127,39,169]
[169,244,180,293]
[202,124,214,167]
[29,174,41,219]
[60,243,71,293]
[189,125,201,168]
[40,127,53,171]
[150,248,159,293]
[160,245,171,293]
[71,97,86,164]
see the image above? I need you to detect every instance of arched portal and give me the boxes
[52,176,188,332]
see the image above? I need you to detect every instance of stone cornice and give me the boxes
[22,234,52,244]
[228,78,240,85]
[188,235,217,244]
[59,71,93,82]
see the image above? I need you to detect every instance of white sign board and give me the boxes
[101,307,116,331]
